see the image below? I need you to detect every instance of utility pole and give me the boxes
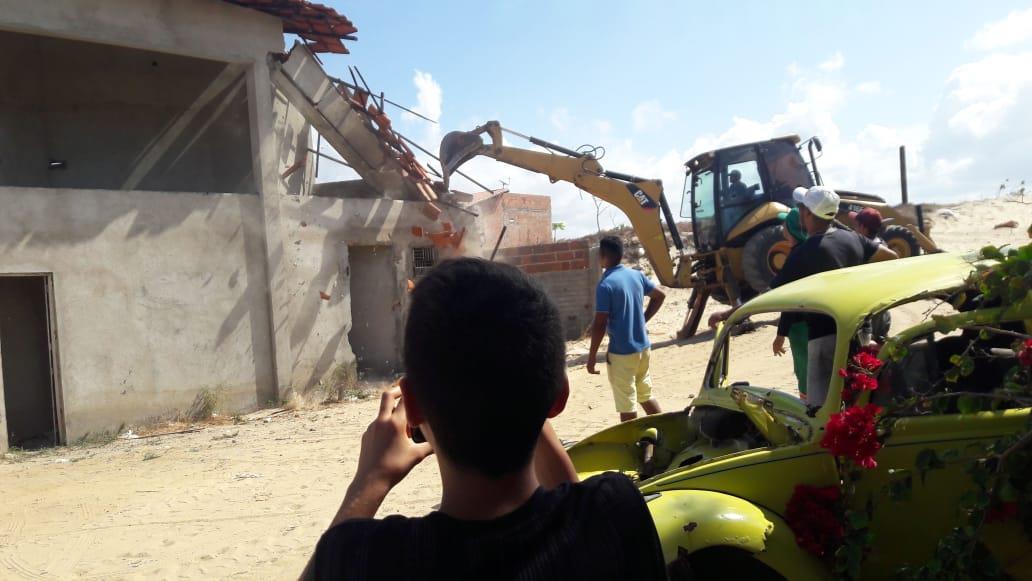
[899,145,909,205]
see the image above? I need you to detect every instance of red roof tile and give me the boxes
[223,0,357,53]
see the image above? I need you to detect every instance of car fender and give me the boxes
[647,490,829,580]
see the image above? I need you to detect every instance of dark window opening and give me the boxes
[412,247,438,278]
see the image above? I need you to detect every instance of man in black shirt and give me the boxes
[770,186,897,406]
[303,258,667,580]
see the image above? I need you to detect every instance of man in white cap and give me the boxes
[769,186,897,406]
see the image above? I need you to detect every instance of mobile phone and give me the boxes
[408,425,426,444]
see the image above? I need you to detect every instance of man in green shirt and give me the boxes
[775,208,809,398]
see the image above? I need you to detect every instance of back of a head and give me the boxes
[599,235,623,263]
[403,258,565,478]
[854,208,883,232]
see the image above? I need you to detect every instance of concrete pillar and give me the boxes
[247,59,293,403]
[587,245,601,308]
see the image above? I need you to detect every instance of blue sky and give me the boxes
[311,1,1032,236]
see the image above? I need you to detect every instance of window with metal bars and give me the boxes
[412,247,438,278]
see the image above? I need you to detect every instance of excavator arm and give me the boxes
[439,121,684,288]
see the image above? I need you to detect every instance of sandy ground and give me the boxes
[1,198,1030,579]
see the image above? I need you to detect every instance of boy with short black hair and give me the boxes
[304,258,666,580]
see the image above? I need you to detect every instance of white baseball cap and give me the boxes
[793,186,840,220]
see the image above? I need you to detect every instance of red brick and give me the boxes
[517,246,536,256]
[569,259,588,269]
[572,249,587,259]
[529,253,558,264]
[556,251,576,260]
[522,263,551,274]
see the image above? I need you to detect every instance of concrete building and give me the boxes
[472,190,553,251]
[0,0,477,452]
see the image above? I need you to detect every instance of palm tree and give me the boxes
[551,222,566,242]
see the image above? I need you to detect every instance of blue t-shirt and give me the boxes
[595,265,656,355]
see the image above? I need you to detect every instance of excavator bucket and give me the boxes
[438,130,486,190]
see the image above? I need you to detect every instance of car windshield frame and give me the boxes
[704,306,848,410]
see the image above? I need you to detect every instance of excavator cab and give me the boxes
[682,136,811,298]
[683,137,809,250]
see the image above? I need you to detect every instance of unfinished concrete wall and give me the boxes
[0,186,276,440]
[0,0,283,64]
[500,240,601,339]
[0,29,255,193]
[280,194,479,393]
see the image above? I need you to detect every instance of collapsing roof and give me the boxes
[271,42,442,216]
[222,0,357,54]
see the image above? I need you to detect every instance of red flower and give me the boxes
[785,484,844,557]
[839,347,884,403]
[821,404,883,469]
[840,370,879,402]
[852,349,883,373]
[1019,339,1032,368]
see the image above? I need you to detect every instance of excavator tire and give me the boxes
[742,225,791,293]
[882,225,921,258]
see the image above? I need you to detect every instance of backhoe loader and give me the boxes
[439,121,937,337]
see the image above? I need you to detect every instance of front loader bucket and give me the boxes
[438,130,486,190]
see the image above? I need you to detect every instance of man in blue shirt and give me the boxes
[587,236,666,422]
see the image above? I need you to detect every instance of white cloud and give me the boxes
[681,41,1032,208]
[923,48,1032,199]
[933,157,974,176]
[631,99,678,132]
[818,51,845,72]
[855,81,882,94]
[943,52,1032,138]
[399,69,445,156]
[967,7,1032,51]
[685,71,848,155]
[408,70,442,123]
[550,107,572,133]
[592,119,613,136]
[682,60,937,205]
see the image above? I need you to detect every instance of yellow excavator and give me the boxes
[439,121,937,337]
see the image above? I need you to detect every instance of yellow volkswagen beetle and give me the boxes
[568,252,1032,579]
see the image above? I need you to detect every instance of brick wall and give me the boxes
[499,240,600,340]
[473,192,552,250]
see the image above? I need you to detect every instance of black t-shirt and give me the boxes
[772,228,880,338]
[307,472,667,581]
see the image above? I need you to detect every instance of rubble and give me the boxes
[566,222,693,278]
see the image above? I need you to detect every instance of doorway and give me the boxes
[0,275,60,450]
[348,246,398,379]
